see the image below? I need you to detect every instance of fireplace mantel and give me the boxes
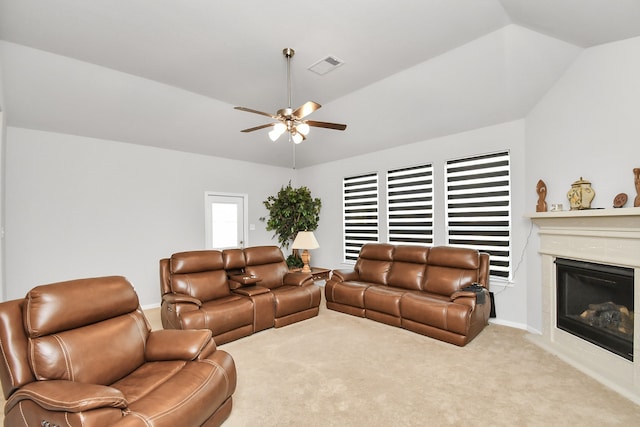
[528,208,640,231]
[527,207,640,404]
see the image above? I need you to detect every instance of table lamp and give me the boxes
[291,231,319,273]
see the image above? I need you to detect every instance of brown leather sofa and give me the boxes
[325,243,491,346]
[160,246,321,344]
[0,276,236,427]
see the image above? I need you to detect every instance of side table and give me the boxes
[291,267,331,282]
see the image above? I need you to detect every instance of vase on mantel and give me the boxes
[567,177,595,210]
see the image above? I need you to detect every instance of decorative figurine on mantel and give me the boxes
[567,177,595,210]
[634,168,640,207]
[536,179,547,212]
[613,193,628,208]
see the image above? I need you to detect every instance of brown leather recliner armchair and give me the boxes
[0,276,236,427]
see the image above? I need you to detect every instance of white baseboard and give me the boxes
[489,317,528,330]
[142,302,160,311]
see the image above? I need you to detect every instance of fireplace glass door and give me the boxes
[556,258,634,361]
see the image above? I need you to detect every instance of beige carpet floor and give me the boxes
[218,298,640,426]
[3,299,640,426]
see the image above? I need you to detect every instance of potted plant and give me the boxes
[260,182,321,267]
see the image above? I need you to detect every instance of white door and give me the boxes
[205,192,248,249]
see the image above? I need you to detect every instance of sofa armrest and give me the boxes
[5,380,127,414]
[283,272,313,286]
[450,290,479,300]
[331,269,359,282]
[451,288,490,309]
[451,294,477,309]
[162,293,202,307]
[146,329,215,361]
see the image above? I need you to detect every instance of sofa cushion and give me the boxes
[244,246,289,289]
[401,292,472,335]
[365,285,404,317]
[29,313,148,384]
[180,295,253,335]
[171,269,231,302]
[423,246,480,296]
[24,277,148,385]
[427,246,479,270]
[244,245,283,265]
[271,285,321,318]
[168,251,233,301]
[222,248,246,270]
[387,245,429,290]
[355,243,394,285]
[25,276,139,337]
[171,250,223,274]
[245,263,289,289]
[112,357,235,426]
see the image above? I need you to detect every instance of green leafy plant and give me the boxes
[260,182,322,251]
[286,254,304,269]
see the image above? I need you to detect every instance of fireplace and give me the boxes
[556,258,634,361]
[528,208,640,404]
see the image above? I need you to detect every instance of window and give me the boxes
[445,151,511,279]
[386,163,433,246]
[343,172,379,263]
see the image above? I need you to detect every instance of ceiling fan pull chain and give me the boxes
[292,137,296,170]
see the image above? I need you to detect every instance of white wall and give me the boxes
[525,36,640,332]
[4,35,638,332]
[299,119,529,328]
[0,110,4,300]
[4,127,294,305]
[0,63,5,300]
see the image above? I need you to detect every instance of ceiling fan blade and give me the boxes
[305,120,347,131]
[234,106,278,119]
[293,101,321,119]
[240,123,275,133]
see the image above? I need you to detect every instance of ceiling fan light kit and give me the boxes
[234,48,346,144]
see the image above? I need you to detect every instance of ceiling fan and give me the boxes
[234,48,347,144]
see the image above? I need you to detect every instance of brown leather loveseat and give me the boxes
[0,276,236,427]
[325,243,491,346]
[160,246,321,344]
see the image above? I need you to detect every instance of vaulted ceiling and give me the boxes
[1,0,640,168]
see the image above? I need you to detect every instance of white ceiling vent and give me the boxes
[308,55,345,76]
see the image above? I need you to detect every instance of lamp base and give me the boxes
[300,249,311,273]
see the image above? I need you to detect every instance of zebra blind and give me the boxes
[445,151,511,279]
[386,164,433,246]
[343,172,379,262]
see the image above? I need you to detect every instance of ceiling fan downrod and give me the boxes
[284,48,294,109]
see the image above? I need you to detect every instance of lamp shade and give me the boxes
[291,231,319,250]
